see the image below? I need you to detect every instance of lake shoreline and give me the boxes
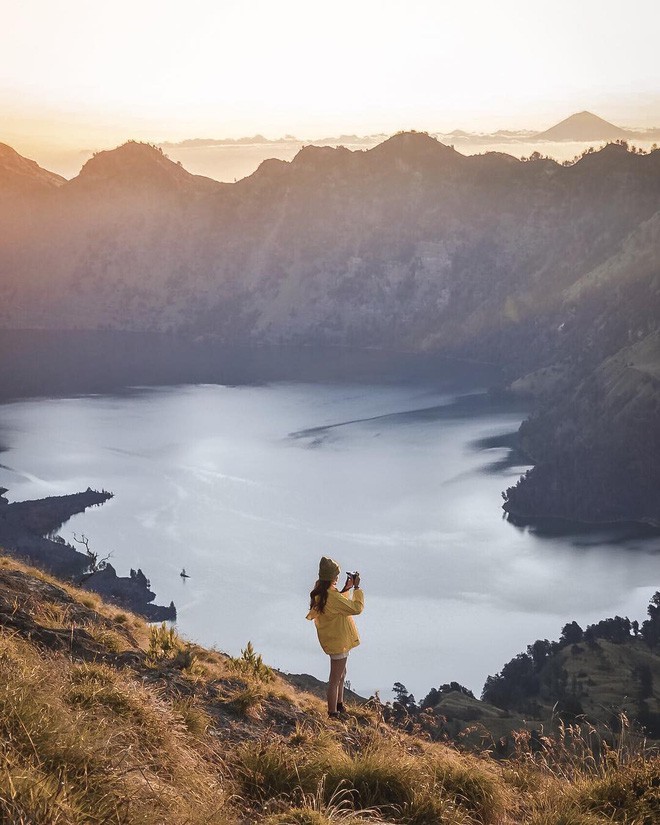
[0,329,506,404]
[0,379,657,699]
[504,506,660,535]
[1,330,653,533]
[0,488,176,621]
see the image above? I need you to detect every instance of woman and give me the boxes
[306,556,364,718]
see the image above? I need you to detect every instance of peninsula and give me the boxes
[0,487,175,621]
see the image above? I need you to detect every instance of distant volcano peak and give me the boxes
[534,111,629,142]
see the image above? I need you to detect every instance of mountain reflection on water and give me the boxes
[0,348,657,700]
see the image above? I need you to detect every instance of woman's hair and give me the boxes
[309,579,332,613]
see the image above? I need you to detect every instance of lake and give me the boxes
[0,357,658,701]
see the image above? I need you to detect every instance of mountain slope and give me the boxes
[0,142,66,194]
[390,595,660,751]
[2,137,658,345]
[503,329,660,524]
[1,551,658,825]
[481,600,660,738]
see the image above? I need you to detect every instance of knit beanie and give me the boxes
[318,556,341,581]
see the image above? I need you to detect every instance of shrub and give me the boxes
[147,622,180,663]
[228,641,274,682]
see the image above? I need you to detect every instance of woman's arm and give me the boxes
[330,587,364,616]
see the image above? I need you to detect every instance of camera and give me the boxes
[346,571,359,579]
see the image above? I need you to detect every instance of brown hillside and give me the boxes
[0,550,658,824]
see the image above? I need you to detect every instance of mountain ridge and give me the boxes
[1,135,659,524]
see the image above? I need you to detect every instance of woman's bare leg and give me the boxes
[327,658,346,713]
[337,659,348,707]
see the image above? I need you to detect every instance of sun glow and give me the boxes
[1,0,659,154]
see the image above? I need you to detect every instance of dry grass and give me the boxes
[0,628,230,824]
[82,622,129,653]
[171,695,213,737]
[502,718,660,825]
[0,552,658,825]
[0,553,154,647]
[231,726,510,824]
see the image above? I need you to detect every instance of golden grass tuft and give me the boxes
[32,598,74,628]
[265,809,332,825]
[575,755,660,823]
[228,681,268,718]
[171,695,213,736]
[0,748,85,825]
[502,718,660,825]
[81,621,128,653]
[263,776,387,825]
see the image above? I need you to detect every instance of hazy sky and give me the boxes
[2,0,659,153]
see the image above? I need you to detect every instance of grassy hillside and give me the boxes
[380,620,660,755]
[0,551,658,825]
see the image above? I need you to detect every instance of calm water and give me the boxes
[0,372,658,700]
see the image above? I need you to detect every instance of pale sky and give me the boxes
[2,0,660,154]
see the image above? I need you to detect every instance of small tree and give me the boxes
[560,621,583,646]
[73,533,112,574]
[391,682,417,711]
[641,592,660,647]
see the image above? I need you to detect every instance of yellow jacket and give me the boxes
[306,588,364,655]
